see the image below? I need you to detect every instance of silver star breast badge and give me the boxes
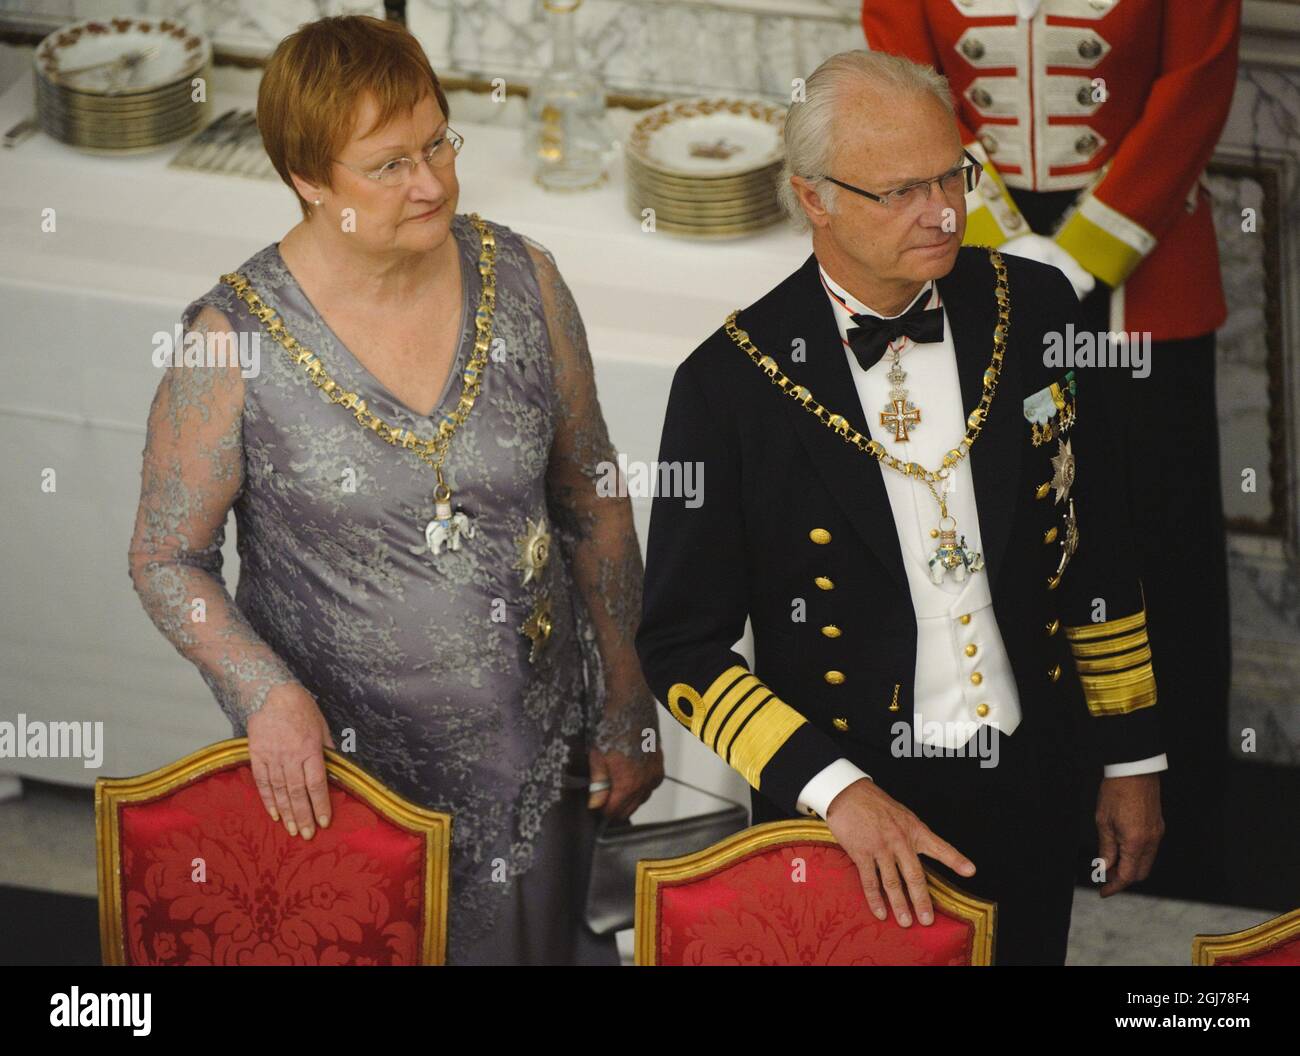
[1050,436,1075,504]
[513,516,552,585]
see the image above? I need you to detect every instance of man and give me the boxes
[635,50,1165,965]
[860,0,1239,899]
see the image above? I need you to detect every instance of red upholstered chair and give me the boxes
[635,819,995,965]
[1193,907,1300,966]
[95,738,451,965]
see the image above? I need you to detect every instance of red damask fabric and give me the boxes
[657,844,977,966]
[1219,936,1300,966]
[117,764,428,965]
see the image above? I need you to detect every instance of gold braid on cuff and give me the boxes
[1064,606,1157,715]
[667,665,805,790]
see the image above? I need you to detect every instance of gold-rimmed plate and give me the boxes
[624,152,782,188]
[34,17,211,97]
[627,175,779,205]
[36,78,203,115]
[629,202,785,228]
[640,213,786,240]
[626,96,787,180]
[627,164,781,197]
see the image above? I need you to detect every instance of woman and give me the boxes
[127,14,662,965]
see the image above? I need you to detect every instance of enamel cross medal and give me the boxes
[880,340,921,442]
[424,470,475,555]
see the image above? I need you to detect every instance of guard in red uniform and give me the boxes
[861,0,1241,901]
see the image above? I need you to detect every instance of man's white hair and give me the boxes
[778,49,955,232]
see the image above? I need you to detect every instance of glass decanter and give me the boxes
[524,0,614,191]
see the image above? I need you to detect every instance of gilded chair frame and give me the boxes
[95,737,452,966]
[634,818,996,965]
[1192,906,1300,965]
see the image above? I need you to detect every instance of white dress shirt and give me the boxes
[794,263,1167,819]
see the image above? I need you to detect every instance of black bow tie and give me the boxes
[846,286,944,371]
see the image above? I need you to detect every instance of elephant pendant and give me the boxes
[928,527,984,585]
[423,496,476,555]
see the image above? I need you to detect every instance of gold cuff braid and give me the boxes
[1065,605,1157,716]
[667,665,805,790]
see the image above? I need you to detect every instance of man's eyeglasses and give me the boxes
[815,149,983,207]
[337,127,465,186]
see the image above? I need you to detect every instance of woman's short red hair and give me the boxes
[257,15,451,218]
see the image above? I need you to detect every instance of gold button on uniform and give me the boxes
[970,672,983,685]
[821,625,841,638]
[809,528,832,544]
[815,576,834,591]
[975,703,990,718]
[1035,481,1051,500]
[959,613,972,625]
[1048,664,1062,682]
[964,644,978,657]
[824,670,845,685]
[1043,526,1058,545]
[833,717,849,731]
[1046,618,1060,636]
[1047,573,1061,591]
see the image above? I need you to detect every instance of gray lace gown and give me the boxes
[127,212,660,964]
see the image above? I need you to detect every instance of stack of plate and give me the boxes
[624,97,788,239]
[33,16,211,154]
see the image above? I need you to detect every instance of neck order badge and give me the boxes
[221,215,554,664]
[221,213,497,559]
[726,248,1010,585]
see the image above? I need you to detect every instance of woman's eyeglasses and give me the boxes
[815,149,983,208]
[337,127,465,186]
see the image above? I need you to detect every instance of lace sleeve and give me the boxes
[127,305,302,731]
[525,238,661,758]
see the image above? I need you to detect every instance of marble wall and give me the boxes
[1214,54,1300,766]
[0,0,861,98]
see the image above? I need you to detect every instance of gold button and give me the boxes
[959,613,972,625]
[1046,618,1060,636]
[821,625,841,638]
[809,528,831,545]
[975,703,990,718]
[964,644,978,657]
[814,576,834,591]
[824,670,846,685]
[1047,573,1061,591]
[1036,481,1051,500]
[970,672,983,685]
[833,717,849,731]
[1048,664,1062,682]
[1043,526,1058,545]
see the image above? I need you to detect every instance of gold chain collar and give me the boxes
[220,212,498,489]
[724,247,1009,485]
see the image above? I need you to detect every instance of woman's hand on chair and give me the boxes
[247,683,336,840]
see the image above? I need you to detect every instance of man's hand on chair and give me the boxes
[825,778,976,928]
